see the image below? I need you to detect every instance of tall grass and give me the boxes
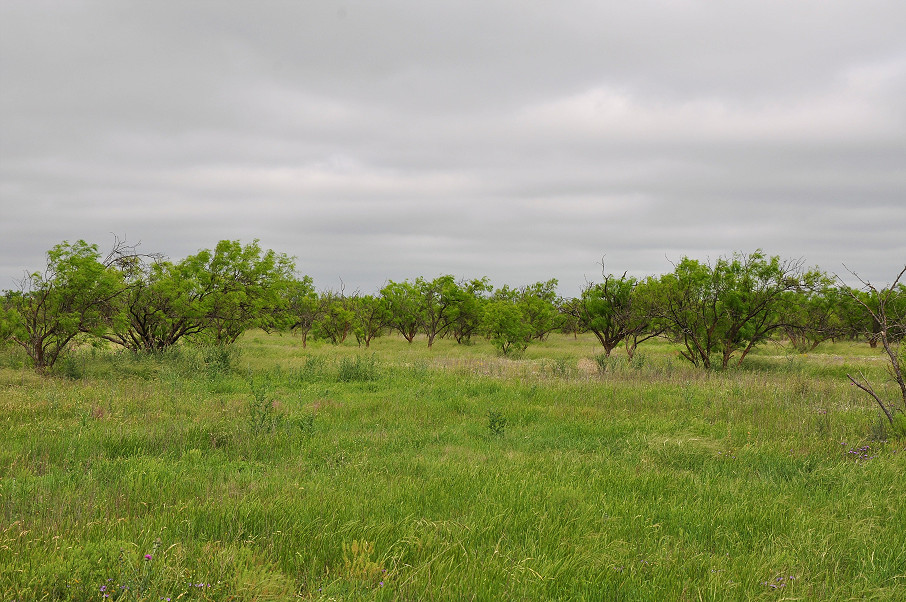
[0,333,903,600]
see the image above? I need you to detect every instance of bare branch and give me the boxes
[847,373,894,424]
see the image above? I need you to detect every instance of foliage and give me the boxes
[101,240,295,351]
[337,354,379,382]
[247,378,285,434]
[313,290,354,345]
[447,277,491,344]
[0,293,17,346]
[190,239,296,345]
[102,257,206,351]
[782,274,848,353]
[381,279,422,343]
[565,272,660,358]
[483,297,532,356]
[556,297,585,339]
[486,409,507,436]
[519,279,562,341]
[280,275,321,348]
[2,241,898,378]
[5,240,126,371]
[654,250,804,368]
[494,279,561,341]
[351,294,390,348]
[415,275,458,347]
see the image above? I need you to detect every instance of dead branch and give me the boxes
[847,372,894,425]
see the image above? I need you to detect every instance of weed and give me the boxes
[247,378,284,434]
[337,354,378,382]
[813,407,831,437]
[294,412,316,437]
[762,574,797,590]
[869,412,889,442]
[546,357,572,378]
[842,442,876,462]
[408,359,429,379]
[593,353,610,374]
[201,344,238,378]
[297,355,326,381]
[487,409,507,437]
[628,351,647,370]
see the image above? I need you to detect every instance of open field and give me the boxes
[1,333,904,601]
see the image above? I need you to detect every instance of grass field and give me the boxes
[1,333,904,601]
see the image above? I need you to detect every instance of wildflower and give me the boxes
[144,554,153,561]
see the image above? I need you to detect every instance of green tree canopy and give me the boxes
[655,251,804,368]
[6,240,126,371]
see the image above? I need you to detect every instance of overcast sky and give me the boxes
[2,1,904,295]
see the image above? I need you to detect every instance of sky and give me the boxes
[2,1,905,296]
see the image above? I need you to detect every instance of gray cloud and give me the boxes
[2,1,905,295]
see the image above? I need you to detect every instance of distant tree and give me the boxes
[352,294,390,348]
[781,274,847,353]
[563,272,660,358]
[193,240,295,345]
[448,277,491,344]
[381,280,421,344]
[622,277,665,359]
[281,276,322,348]
[483,297,532,356]
[415,275,459,348]
[556,297,585,339]
[518,279,561,341]
[490,280,560,342]
[654,251,804,369]
[0,292,16,346]
[6,240,130,372]
[313,290,354,345]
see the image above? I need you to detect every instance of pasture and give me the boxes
[1,333,904,600]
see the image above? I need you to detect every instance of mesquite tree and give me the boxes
[352,294,390,348]
[448,277,491,344]
[564,272,660,358]
[192,240,296,345]
[655,251,804,369]
[313,289,354,345]
[483,296,532,356]
[6,240,129,371]
[381,280,421,344]
[781,276,848,353]
[102,257,207,351]
[102,240,295,350]
[281,276,321,348]
[844,266,906,427]
[415,275,459,348]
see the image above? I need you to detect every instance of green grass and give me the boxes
[1,333,904,600]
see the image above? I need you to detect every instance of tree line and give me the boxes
[1,239,904,375]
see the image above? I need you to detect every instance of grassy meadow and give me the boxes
[1,332,904,601]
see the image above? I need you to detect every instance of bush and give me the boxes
[337,354,378,382]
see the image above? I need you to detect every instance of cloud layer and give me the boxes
[2,1,905,294]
